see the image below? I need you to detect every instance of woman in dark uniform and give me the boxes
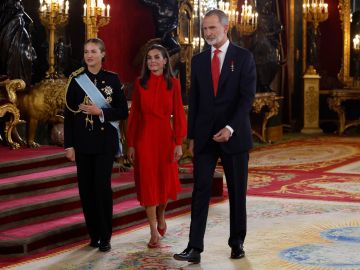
[64,38,128,252]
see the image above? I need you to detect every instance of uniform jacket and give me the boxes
[64,68,128,155]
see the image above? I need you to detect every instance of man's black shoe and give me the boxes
[230,245,245,259]
[173,248,201,264]
[89,240,99,248]
[99,242,111,252]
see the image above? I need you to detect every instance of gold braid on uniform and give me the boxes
[64,67,85,114]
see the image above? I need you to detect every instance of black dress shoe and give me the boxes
[231,245,245,259]
[89,240,99,248]
[173,248,201,264]
[99,242,111,252]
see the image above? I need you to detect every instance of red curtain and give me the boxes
[99,0,155,83]
[318,0,342,78]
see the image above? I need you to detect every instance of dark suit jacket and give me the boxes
[64,68,128,155]
[187,42,256,154]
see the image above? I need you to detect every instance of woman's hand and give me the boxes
[65,147,75,162]
[128,147,135,163]
[79,102,102,116]
[174,145,183,161]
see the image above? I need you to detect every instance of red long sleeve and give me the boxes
[172,79,187,145]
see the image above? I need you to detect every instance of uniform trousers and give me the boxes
[76,152,114,243]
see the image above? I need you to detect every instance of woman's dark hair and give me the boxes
[139,44,174,90]
[84,38,106,62]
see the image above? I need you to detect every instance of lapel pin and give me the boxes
[230,61,235,72]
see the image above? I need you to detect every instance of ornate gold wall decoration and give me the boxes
[338,0,352,86]
[178,0,194,94]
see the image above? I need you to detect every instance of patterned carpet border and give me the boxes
[5,197,360,270]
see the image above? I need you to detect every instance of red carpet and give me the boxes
[0,145,224,261]
[248,136,360,202]
[180,136,360,202]
[0,145,64,163]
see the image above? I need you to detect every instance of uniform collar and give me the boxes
[86,68,103,78]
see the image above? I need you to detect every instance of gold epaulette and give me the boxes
[64,67,85,114]
[70,67,85,79]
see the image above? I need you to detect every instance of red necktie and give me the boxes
[211,49,221,96]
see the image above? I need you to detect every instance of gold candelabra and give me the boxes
[237,0,258,35]
[302,0,329,74]
[39,0,69,78]
[218,0,239,29]
[218,0,258,36]
[83,0,111,39]
[303,0,329,30]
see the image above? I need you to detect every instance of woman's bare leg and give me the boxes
[145,206,159,245]
[157,202,168,230]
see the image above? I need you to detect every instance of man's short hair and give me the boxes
[204,9,229,26]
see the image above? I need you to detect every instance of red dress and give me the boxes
[127,74,187,206]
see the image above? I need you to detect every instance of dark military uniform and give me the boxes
[64,67,128,245]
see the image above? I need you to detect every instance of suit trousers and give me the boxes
[188,140,249,252]
[76,152,114,243]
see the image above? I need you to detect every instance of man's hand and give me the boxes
[188,139,194,156]
[65,147,75,162]
[213,128,231,142]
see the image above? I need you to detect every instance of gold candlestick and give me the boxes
[83,0,111,39]
[302,0,329,74]
[39,0,69,78]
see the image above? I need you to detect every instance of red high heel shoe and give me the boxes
[157,222,167,237]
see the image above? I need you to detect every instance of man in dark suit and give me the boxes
[173,9,256,263]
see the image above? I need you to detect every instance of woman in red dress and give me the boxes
[127,44,187,248]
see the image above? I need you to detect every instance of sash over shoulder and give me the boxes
[75,73,123,156]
